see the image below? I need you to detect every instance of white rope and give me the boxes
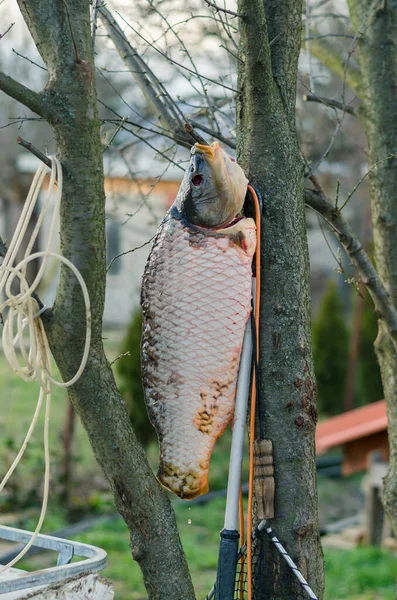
[0,157,91,573]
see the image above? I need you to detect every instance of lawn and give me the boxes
[0,339,396,599]
[18,502,397,600]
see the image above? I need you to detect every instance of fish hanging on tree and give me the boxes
[141,142,255,499]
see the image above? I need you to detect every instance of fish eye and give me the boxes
[229,157,236,163]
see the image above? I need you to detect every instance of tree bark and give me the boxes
[347,0,397,535]
[237,1,324,598]
[10,2,195,598]
[60,400,76,508]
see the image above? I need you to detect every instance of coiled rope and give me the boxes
[0,158,91,573]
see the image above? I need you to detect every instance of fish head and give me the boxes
[177,141,248,228]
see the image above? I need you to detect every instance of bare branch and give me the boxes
[303,93,356,115]
[12,48,48,71]
[97,67,162,129]
[92,0,100,53]
[0,22,14,40]
[147,3,222,134]
[103,116,190,148]
[304,179,397,351]
[99,96,192,149]
[219,43,243,63]
[189,119,236,149]
[117,12,238,93]
[99,6,193,144]
[307,12,350,21]
[187,96,232,118]
[107,237,155,272]
[17,136,52,169]
[303,33,355,40]
[102,117,128,152]
[184,123,208,145]
[203,0,244,18]
[340,154,397,210]
[309,37,362,96]
[99,6,230,153]
[109,350,131,367]
[116,123,185,170]
[213,3,239,50]
[0,71,49,119]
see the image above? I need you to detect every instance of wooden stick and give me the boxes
[254,439,275,520]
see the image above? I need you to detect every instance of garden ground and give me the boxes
[0,335,395,599]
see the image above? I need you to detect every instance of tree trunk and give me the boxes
[60,400,76,508]
[347,0,397,535]
[11,2,195,598]
[237,1,324,598]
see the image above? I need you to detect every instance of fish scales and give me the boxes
[141,210,256,499]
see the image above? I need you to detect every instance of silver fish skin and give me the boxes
[141,143,255,499]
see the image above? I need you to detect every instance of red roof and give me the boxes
[316,400,387,455]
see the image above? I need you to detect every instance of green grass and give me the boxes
[19,513,397,600]
[0,335,123,510]
[70,499,226,599]
[324,546,397,600]
[68,509,397,600]
[1,345,396,599]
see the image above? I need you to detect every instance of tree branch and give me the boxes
[99,6,193,147]
[304,181,397,351]
[188,119,236,149]
[0,22,14,39]
[309,37,362,96]
[203,0,244,18]
[99,6,235,151]
[303,93,356,115]
[12,48,48,71]
[17,136,52,169]
[116,11,238,93]
[0,71,49,118]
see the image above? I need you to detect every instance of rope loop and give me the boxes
[0,157,91,573]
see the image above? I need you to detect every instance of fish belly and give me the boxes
[141,214,256,499]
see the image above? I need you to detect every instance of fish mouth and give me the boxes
[194,142,216,159]
[191,174,204,187]
[190,145,216,187]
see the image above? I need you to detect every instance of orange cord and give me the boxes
[246,185,261,600]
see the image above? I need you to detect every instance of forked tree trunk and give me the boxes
[237,1,324,598]
[347,0,397,535]
[11,2,195,598]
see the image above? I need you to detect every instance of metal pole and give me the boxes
[224,320,253,530]
[214,313,253,600]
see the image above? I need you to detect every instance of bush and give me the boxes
[356,292,383,405]
[313,279,349,416]
[116,308,157,448]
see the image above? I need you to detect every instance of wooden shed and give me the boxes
[316,400,388,475]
